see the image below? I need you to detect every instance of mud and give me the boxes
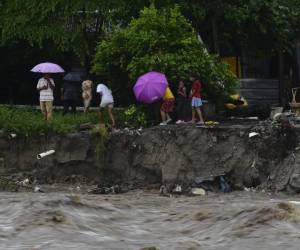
[1,191,300,249]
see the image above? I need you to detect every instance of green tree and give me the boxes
[0,0,150,61]
[92,6,237,103]
[176,0,300,54]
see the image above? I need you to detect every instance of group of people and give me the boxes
[37,74,116,127]
[160,75,204,125]
[37,73,205,128]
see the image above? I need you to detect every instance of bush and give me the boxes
[92,5,238,105]
[120,105,147,128]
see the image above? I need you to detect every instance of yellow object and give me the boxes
[225,103,237,110]
[205,121,219,126]
[225,94,248,110]
[205,121,219,125]
[221,57,242,77]
[163,87,174,100]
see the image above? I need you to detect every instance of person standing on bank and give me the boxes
[37,73,55,121]
[189,75,204,125]
[160,87,175,126]
[61,80,79,115]
[176,80,188,124]
[82,80,93,113]
[96,82,115,128]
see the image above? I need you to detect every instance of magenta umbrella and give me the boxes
[31,62,65,73]
[133,71,168,104]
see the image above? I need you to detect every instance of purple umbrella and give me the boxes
[31,62,65,73]
[133,71,168,104]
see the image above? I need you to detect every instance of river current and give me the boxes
[1,190,300,250]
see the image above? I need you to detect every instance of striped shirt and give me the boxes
[37,78,55,101]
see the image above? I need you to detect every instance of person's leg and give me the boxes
[108,105,115,127]
[63,100,69,115]
[98,107,104,125]
[196,107,204,123]
[160,110,166,122]
[191,108,196,122]
[177,98,184,121]
[166,113,171,121]
[166,100,174,123]
[189,97,196,123]
[83,98,91,113]
[46,101,53,121]
[71,100,76,113]
[40,101,47,121]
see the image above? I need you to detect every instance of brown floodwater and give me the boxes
[1,190,300,250]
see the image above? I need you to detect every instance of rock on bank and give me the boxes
[1,123,300,192]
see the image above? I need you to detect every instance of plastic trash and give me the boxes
[16,178,30,187]
[88,185,121,194]
[191,188,206,196]
[34,186,44,193]
[21,178,29,186]
[249,132,259,138]
[37,150,55,160]
[289,201,300,205]
[172,184,182,194]
[194,176,214,184]
[220,176,231,193]
[159,185,168,195]
[8,133,17,139]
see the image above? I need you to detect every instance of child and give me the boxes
[96,82,115,128]
[176,80,187,124]
[189,75,204,124]
[160,87,175,126]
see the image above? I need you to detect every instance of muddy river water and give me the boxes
[1,190,300,250]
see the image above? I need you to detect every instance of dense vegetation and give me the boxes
[1,0,299,56]
[0,0,300,105]
[92,6,237,103]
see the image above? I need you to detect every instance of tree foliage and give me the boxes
[176,0,300,54]
[92,6,237,102]
[1,0,300,60]
[0,0,149,59]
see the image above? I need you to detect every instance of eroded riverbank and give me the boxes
[1,120,300,193]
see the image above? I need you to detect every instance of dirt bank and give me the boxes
[0,121,300,193]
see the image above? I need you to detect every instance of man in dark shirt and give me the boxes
[61,81,79,115]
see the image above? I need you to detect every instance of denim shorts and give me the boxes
[191,97,202,107]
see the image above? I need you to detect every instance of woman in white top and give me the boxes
[96,83,115,128]
[36,74,55,121]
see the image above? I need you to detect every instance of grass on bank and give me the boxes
[0,105,147,136]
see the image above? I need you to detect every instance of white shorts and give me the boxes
[100,100,114,108]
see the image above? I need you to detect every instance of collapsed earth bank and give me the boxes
[0,122,300,193]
